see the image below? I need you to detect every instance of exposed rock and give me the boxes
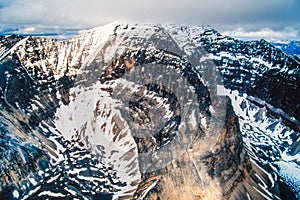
[0,22,299,199]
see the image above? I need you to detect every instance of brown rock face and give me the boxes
[134,98,273,200]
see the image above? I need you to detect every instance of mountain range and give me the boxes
[0,22,299,200]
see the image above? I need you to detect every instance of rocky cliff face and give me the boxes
[0,22,299,199]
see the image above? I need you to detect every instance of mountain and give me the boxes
[272,40,300,56]
[0,22,299,200]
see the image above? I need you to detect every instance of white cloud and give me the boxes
[0,0,299,39]
[20,27,35,34]
[0,0,299,28]
[222,27,298,40]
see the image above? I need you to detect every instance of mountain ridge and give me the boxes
[0,22,299,199]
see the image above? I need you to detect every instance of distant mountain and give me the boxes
[272,40,300,56]
[0,22,299,199]
[0,27,80,40]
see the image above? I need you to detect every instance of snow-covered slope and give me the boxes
[0,22,299,200]
[165,25,300,199]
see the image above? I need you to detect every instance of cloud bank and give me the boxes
[0,0,299,39]
[222,27,298,40]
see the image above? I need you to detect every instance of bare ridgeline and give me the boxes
[0,22,299,199]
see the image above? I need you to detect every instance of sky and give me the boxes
[0,0,299,40]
